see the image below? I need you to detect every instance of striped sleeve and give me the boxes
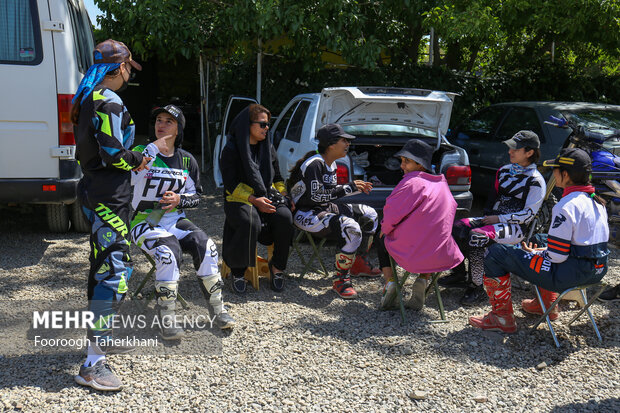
[545,203,574,263]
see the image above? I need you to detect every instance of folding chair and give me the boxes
[221,244,273,290]
[291,229,330,278]
[132,250,189,309]
[386,257,447,325]
[530,282,607,347]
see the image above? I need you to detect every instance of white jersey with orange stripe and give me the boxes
[544,191,609,263]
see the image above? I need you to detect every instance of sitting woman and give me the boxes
[287,123,379,299]
[376,139,463,310]
[470,148,609,333]
[441,130,546,306]
[220,104,294,293]
[130,105,235,340]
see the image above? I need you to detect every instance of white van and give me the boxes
[0,0,94,232]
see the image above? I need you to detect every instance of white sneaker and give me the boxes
[405,277,429,310]
[380,281,398,310]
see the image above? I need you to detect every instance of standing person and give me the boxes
[220,104,294,293]
[130,105,235,340]
[287,123,380,300]
[71,40,148,391]
[376,139,463,310]
[441,131,546,306]
[470,148,609,333]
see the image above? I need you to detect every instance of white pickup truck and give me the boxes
[213,87,473,212]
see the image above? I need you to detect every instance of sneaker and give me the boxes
[75,361,122,391]
[350,255,381,277]
[380,281,398,310]
[333,277,358,299]
[215,310,236,330]
[437,271,468,289]
[405,276,429,310]
[460,284,486,307]
[231,275,246,294]
[598,284,620,302]
[268,262,285,292]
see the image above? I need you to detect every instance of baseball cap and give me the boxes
[317,123,355,147]
[94,39,142,71]
[394,139,434,172]
[542,147,591,173]
[152,105,186,130]
[503,130,540,149]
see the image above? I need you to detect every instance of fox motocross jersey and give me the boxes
[131,143,202,220]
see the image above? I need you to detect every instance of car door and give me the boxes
[452,106,507,194]
[212,96,257,187]
[275,99,312,179]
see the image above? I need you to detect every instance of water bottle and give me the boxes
[145,202,165,228]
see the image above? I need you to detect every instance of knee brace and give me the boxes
[335,216,362,254]
[469,226,496,247]
[143,236,182,281]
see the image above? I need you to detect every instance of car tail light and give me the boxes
[42,185,57,191]
[445,165,471,185]
[336,164,349,185]
[58,94,75,145]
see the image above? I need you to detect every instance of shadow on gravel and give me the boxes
[0,354,84,393]
[550,397,620,413]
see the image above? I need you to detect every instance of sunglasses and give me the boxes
[250,121,270,129]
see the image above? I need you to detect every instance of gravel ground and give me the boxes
[0,180,619,412]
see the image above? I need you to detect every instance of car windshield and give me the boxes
[565,110,620,137]
[342,124,437,138]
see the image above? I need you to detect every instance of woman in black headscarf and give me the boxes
[220,104,294,293]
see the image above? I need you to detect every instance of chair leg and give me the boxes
[567,285,606,342]
[307,235,329,277]
[427,273,448,324]
[389,257,408,325]
[531,285,561,347]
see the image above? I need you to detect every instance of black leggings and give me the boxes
[223,202,294,274]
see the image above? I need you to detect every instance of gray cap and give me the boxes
[503,130,540,149]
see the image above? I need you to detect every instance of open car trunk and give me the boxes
[347,137,462,187]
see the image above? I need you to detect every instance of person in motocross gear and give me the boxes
[444,131,546,307]
[130,105,235,339]
[287,123,380,300]
[469,148,609,333]
[72,39,145,391]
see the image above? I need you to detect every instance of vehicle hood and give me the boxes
[316,87,457,138]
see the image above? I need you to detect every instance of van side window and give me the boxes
[0,0,43,65]
[67,0,95,73]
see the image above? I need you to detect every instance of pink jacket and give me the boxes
[382,171,463,274]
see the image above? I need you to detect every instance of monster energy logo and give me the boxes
[95,204,128,237]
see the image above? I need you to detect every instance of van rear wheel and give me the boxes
[46,204,70,233]
[70,199,90,233]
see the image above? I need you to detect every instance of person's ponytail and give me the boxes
[287,150,319,192]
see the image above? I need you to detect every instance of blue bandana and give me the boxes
[508,163,526,176]
[72,63,121,104]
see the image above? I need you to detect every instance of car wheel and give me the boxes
[70,199,90,233]
[46,204,70,233]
